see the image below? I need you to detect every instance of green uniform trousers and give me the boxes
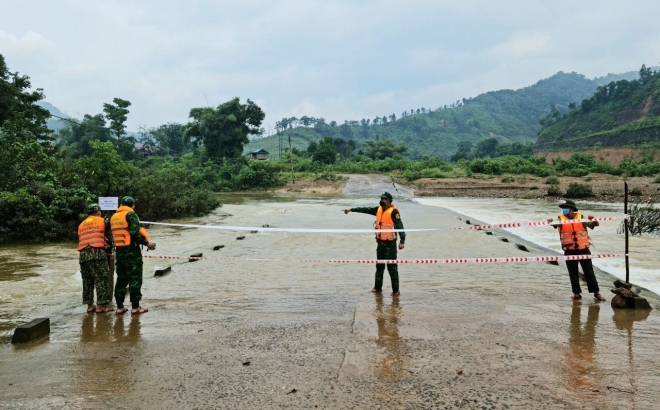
[375,241,399,293]
[115,246,144,309]
[80,258,112,305]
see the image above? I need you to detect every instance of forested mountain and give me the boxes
[535,65,660,151]
[37,101,70,132]
[246,70,641,159]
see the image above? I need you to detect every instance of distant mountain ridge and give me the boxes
[535,65,660,151]
[246,69,642,159]
[37,101,70,132]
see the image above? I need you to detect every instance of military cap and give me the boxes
[380,192,393,201]
[87,203,101,213]
[121,196,136,206]
[559,200,578,211]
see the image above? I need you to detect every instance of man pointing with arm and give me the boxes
[343,192,405,296]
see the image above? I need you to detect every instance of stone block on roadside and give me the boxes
[515,243,529,252]
[546,260,559,266]
[189,253,203,262]
[12,318,50,344]
[484,231,493,235]
[213,245,225,250]
[154,266,172,277]
[236,236,245,240]
[626,297,652,310]
[499,237,509,243]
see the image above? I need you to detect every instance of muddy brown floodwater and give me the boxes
[1,176,659,409]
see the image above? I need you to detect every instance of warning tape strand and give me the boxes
[144,253,623,264]
[140,215,629,234]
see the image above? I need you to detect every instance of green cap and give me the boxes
[121,196,135,206]
[559,200,578,211]
[87,203,101,213]
[380,192,393,201]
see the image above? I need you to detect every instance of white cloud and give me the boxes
[489,34,552,60]
[0,30,54,54]
[60,63,97,78]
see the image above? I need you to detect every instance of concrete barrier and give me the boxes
[515,243,529,252]
[12,318,50,344]
[155,266,172,277]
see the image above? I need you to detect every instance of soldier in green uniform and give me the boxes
[111,196,156,314]
[343,192,406,296]
[77,204,113,313]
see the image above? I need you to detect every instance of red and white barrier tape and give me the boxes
[144,253,623,264]
[451,216,629,231]
[141,215,628,234]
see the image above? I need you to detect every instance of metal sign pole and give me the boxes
[624,182,630,283]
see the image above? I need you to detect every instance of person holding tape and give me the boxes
[547,200,606,302]
[343,192,405,296]
[111,196,156,314]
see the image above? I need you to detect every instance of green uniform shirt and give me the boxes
[126,211,149,247]
[350,206,406,244]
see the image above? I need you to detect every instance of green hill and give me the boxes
[37,101,70,132]
[247,70,640,160]
[535,65,660,151]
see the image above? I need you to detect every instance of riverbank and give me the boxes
[273,173,659,204]
[413,174,658,203]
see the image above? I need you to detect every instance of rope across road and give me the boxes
[144,253,624,265]
[140,215,629,234]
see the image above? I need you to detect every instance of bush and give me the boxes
[501,176,514,183]
[547,184,562,196]
[565,182,595,199]
[630,187,643,196]
[545,176,560,185]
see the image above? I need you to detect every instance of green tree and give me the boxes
[77,140,133,196]
[361,135,407,160]
[0,54,51,142]
[184,97,265,161]
[58,114,112,158]
[473,138,499,158]
[0,54,55,191]
[312,136,337,164]
[450,140,473,162]
[103,98,131,140]
[151,122,186,156]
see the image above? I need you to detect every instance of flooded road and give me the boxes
[1,178,660,409]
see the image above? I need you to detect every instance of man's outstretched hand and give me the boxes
[342,209,351,214]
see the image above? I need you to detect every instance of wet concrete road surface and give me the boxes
[1,182,660,409]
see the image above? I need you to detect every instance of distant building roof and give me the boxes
[250,149,269,154]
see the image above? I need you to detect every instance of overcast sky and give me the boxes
[1,0,659,131]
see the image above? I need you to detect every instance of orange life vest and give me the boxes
[558,213,590,251]
[77,215,107,251]
[375,205,399,241]
[111,206,149,247]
